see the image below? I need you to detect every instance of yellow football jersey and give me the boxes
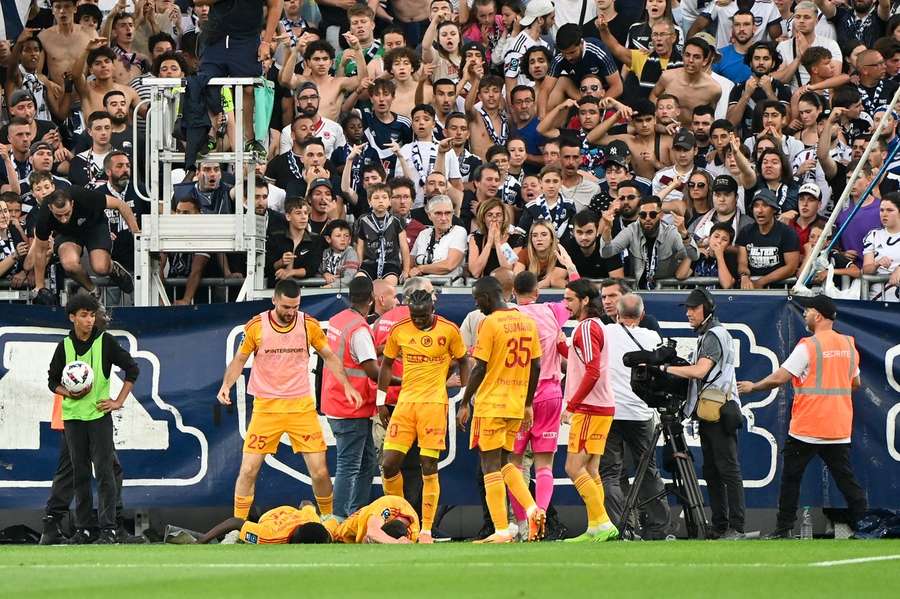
[334,495,420,544]
[384,316,466,405]
[472,308,542,419]
[238,504,321,544]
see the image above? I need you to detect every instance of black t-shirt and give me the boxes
[205,0,265,43]
[0,119,56,144]
[563,237,623,279]
[728,78,792,138]
[582,14,631,65]
[265,231,323,284]
[737,221,800,278]
[35,186,108,241]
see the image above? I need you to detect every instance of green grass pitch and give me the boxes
[3,541,900,598]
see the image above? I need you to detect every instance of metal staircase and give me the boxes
[131,77,267,306]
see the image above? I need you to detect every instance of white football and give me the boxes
[62,361,94,395]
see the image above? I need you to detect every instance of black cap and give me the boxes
[751,188,780,209]
[296,81,318,95]
[308,178,333,192]
[682,288,715,309]
[633,99,656,118]
[794,294,837,320]
[604,140,631,167]
[9,89,36,107]
[673,130,696,150]
[712,175,738,194]
[29,141,54,155]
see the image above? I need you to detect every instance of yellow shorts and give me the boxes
[385,402,447,455]
[244,410,326,454]
[568,413,613,455]
[470,416,521,452]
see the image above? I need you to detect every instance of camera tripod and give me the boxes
[620,408,709,540]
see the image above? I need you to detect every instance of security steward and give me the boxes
[738,295,867,539]
[664,288,745,540]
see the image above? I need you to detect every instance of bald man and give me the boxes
[369,280,398,324]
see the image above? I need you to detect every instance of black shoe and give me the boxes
[117,526,148,544]
[39,515,66,545]
[95,528,119,544]
[764,528,794,540]
[245,139,267,156]
[109,261,134,294]
[66,529,95,545]
[718,528,745,541]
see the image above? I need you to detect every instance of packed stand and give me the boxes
[1,0,900,303]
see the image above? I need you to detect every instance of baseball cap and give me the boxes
[712,175,738,194]
[9,89,36,107]
[682,288,715,309]
[308,178,333,192]
[751,188,780,209]
[519,0,554,27]
[693,33,720,60]
[29,141,54,155]
[633,99,656,118]
[794,294,837,320]
[604,140,631,167]
[798,182,822,200]
[296,81,318,95]
[673,130,696,150]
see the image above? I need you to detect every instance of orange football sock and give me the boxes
[483,471,509,532]
[422,473,440,531]
[382,472,404,497]
[233,494,253,519]
[502,463,536,514]
[315,493,333,517]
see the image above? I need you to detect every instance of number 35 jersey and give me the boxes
[472,308,542,419]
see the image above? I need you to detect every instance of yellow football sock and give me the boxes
[574,474,608,528]
[315,493,333,517]
[483,471,509,532]
[382,472,404,497]
[422,473,440,531]
[592,474,602,488]
[501,463,536,514]
[233,494,253,519]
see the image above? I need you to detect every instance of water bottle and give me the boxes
[500,242,518,264]
[800,506,813,540]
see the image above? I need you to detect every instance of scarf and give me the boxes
[476,106,508,146]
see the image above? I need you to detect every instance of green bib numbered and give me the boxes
[62,334,110,421]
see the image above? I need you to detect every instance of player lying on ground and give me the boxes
[168,501,332,544]
[331,495,421,544]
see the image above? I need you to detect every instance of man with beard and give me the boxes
[819,0,891,49]
[691,106,715,169]
[854,49,899,118]
[461,164,502,233]
[713,10,756,84]
[651,38,722,127]
[508,87,544,173]
[72,91,134,157]
[419,79,462,141]
[278,82,346,159]
[268,130,337,198]
[538,96,607,180]
[503,0,554,93]
[726,41,791,139]
[559,137,600,212]
[94,151,145,273]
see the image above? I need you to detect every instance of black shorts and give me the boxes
[359,260,402,280]
[200,36,263,78]
[53,222,112,254]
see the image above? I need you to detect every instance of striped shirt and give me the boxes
[550,38,617,81]
[503,31,549,86]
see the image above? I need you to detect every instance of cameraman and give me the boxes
[663,288,745,540]
[601,293,671,539]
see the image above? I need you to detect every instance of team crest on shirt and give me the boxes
[421,336,433,347]
[437,336,446,346]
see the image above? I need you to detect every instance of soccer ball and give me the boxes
[62,361,94,395]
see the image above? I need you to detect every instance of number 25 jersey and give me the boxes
[472,308,542,419]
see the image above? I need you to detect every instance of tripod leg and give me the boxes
[620,423,663,539]
[668,427,709,540]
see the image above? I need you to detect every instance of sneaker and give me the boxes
[95,528,119,544]
[39,515,66,545]
[718,528,745,541]
[564,532,596,543]
[473,532,513,544]
[109,260,134,294]
[418,531,434,544]
[764,528,794,540]
[198,136,217,158]
[66,529,95,545]
[117,527,148,544]
[164,525,199,545]
[245,140,267,156]
[591,524,619,543]
[221,530,240,544]
[527,508,547,541]
[834,523,853,539]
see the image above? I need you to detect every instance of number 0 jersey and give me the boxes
[334,495,420,544]
[472,308,542,419]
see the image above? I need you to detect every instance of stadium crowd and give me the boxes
[0,0,899,303]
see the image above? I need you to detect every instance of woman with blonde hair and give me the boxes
[467,197,523,278]
[514,220,578,289]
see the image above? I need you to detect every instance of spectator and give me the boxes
[354,182,410,285]
[68,111,115,188]
[409,195,468,281]
[834,161,882,266]
[750,147,799,219]
[563,208,625,280]
[462,163,503,232]
[726,42,791,139]
[467,197,523,278]
[558,137,600,212]
[0,118,35,193]
[266,197,322,288]
[513,220,578,289]
[803,224,861,289]
[94,151,143,274]
[737,189,802,289]
[862,192,900,301]
[678,221,740,289]
[485,145,521,210]
[394,104,462,207]
[712,10,756,84]
[689,174,754,247]
[597,278,661,332]
[0,199,27,282]
[683,169,713,225]
[444,112,483,187]
[652,129,699,213]
[173,161,235,215]
[518,165,577,242]
[600,195,699,289]
[161,196,213,305]
[319,220,359,288]
[305,178,339,235]
[789,183,828,249]
[774,2,842,91]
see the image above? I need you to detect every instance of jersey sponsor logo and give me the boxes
[245,532,259,544]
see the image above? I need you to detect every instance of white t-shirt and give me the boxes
[279,116,346,158]
[710,71,733,120]
[604,323,662,421]
[266,183,286,214]
[394,141,462,208]
[744,134,806,165]
[503,31,550,87]
[411,224,468,279]
[862,227,900,302]
[781,341,859,443]
[777,35,842,89]
[562,176,601,213]
[702,0,781,49]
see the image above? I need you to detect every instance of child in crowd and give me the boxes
[319,219,360,287]
[354,183,410,285]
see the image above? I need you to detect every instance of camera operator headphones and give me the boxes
[683,288,716,323]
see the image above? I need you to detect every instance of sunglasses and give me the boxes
[639,211,659,220]
[687,182,707,188]
[580,84,601,93]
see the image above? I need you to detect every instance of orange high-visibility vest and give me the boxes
[321,309,375,418]
[790,329,859,440]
